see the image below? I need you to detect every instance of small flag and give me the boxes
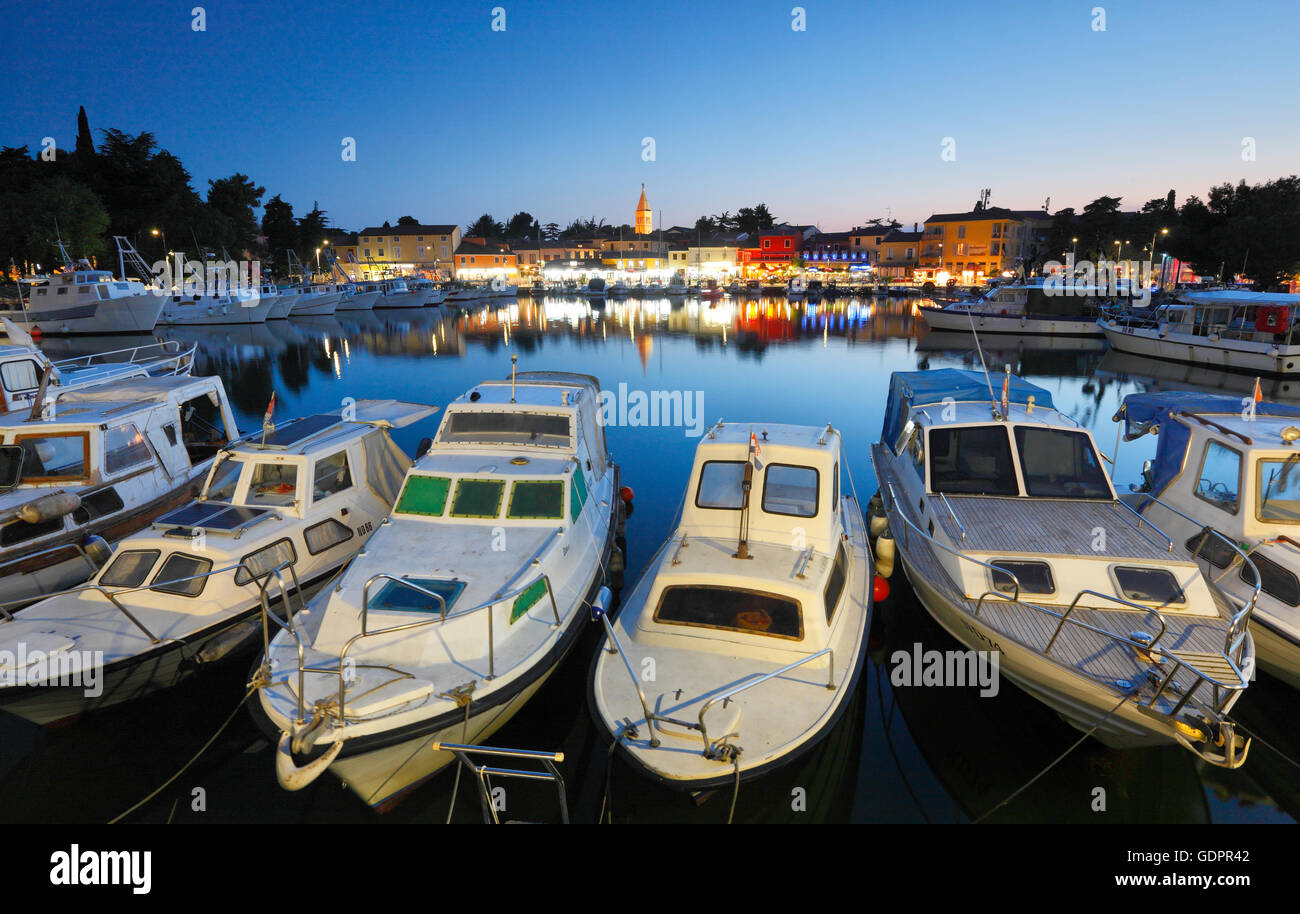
[1001,366,1010,415]
[262,392,276,435]
[750,431,760,457]
[1254,377,1263,403]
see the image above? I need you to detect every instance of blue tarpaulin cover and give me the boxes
[881,368,1055,445]
[1117,392,1300,497]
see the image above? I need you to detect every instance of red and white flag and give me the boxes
[750,431,761,458]
[1001,370,1010,415]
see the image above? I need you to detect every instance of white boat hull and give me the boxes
[160,294,276,325]
[1,294,165,335]
[290,292,341,316]
[922,307,1103,337]
[1101,320,1300,375]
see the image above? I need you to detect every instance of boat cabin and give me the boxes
[23,269,150,305]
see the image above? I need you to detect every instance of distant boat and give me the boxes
[921,278,1111,337]
[1,239,164,334]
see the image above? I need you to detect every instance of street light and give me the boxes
[315,247,321,274]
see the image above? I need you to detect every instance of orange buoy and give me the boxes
[29,326,42,339]
[619,486,634,503]
[873,575,890,603]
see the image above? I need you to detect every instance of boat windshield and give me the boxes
[439,411,571,448]
[654,585,803,640]
[1013,427,1111,499]
[927,426,1018,496]
[204,458,244,502]
[1258,455,1300,522]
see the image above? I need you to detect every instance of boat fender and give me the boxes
[18,491,81,524]
[194,618,261,664]
[415,437,433,458]
[875,535,896,578]
[275,732,342,791]
[873,575,890,603]
[81,533,112,568]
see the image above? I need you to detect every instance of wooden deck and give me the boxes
[872,445,1244,719]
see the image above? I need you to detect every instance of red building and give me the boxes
[739,228,805,275]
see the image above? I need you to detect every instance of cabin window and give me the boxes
[14,432,89,482]
[824,543,847,623]
[235,538,298,585]
[72,488,124,524]
[450,479,505,518]
[205,458,243,502]
[312,451,353,501]
[370,577,465,614]
[1195,441,1242,514]
[304,518,355,555]
[246,463,299,507]
[1256,456,1300,522]
[0,359,41,392]
[162,423,178,446]
[762,464,819,517]
[1113,566,1185,606]
[654,585,803,640]
[927,426,1017,496]
[104,423,153,474]
[178,393,229,463]
[570,470,588,522]
[1013,427,1110,499]
[150,553,214,597]
[0,446,22,489]
[990,560,1055,596]
[1185,529,1236,569]
[440,411,570,448]
[0,516,63,546]
[507,480,564,520]
[696,460,748,509]
[100,549,161,588]
[395,475,451,516]
[1239,552,1300,607]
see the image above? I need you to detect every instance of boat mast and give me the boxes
[733,429,756,560]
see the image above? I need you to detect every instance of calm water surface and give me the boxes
[5,295,1298,824]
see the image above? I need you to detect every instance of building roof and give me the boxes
[881,229,923,242]
[358,224,458,236]
[924,207,1050,225]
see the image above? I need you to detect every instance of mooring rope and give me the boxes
[108,687,255,824]
[1226,717,1300,770]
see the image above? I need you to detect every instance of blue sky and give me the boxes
[6,0,1299,232]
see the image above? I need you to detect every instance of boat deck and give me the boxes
[873,446,1244,719]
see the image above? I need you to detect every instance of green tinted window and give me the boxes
[451,479,505,518]
[511,577,549,623]
[570,469,588,522]
[395,475,451,516]
[508,481,564,519]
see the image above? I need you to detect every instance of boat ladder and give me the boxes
[431,742,569,824]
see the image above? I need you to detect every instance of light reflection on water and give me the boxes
[5,295,1297,824]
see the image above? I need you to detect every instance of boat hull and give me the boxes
[1101,320,1300,376]
[921,307,1103,337]
[159,294,277,325]
[1,294,165,335]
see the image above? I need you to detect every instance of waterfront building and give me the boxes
[354,223,461,277]
[453,239,518,279]
[874,228,923,279]
[919,207,1050,282]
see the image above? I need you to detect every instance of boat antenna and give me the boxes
[733,428,756,560]
[510,353,517,403]
[967,310,996,410]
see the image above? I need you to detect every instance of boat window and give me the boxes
[450,479,505,518]
[507,480,564,519]
[0,359,41,392]
[990,560,1055,596]
[246,462,299,507]
[1013,427,1110,499]
[150,553,214,597]
[369,577,466,614]
[0,446,22,490]
[0,516,63,546]
[1113,566,1185,606]
[927,426,1018,496]
[14,432,89,482]
[440,411,571,448]
[1185,530,1236,569]
[394,475,451,516]
[654,585,803,640]
[235,538,298,586]
[304,518,355,555]
[1195,441,1242,514]
[824,543,847,623]
[696,460,748,509]
[1239,553,1300,607]
[72,487,124,524]
[104,422,153,474]
[100,549,161,588]
[178,392,229,463]
[763,464,819,517]
[312,450,353,501]
[1257,456,1300,522]
[570,469,588,522]
[205,458,243,502]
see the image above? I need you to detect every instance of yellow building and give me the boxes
[453,240,518,278]
[919,208,1051,281]
[874,229,923,279]
[635,184,652,235]
[351,223,462,277]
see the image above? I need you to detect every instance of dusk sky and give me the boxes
[7,0,1299,232]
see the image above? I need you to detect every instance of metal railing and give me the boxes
[881,480,1250,718]
[0,539,104,599]
[430,742,568,824]
[53,339,196,378]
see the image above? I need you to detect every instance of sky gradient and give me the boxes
[6,0,1299,232]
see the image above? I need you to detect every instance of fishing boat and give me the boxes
[869,368,1254,766]
[590,420,872,792]
[251,370,625,809]
[375,278,423,309]
[0,399,438,725]
[1101,290,1300,376]
[1115,391,1300,689]
[288,282,342,316]
[0,319,195,412]
[261,282,297,320]
[919,277,1115,337]
[0,375,239,606]
[335,282,379,312]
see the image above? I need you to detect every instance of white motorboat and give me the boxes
[591,421,872,792]
[341,282,382,311]
[261,283,296,320]
[869,368,1254,766]
[1116,391,1300,688]
[920,278,1114,337]
[159,284,276,325]
[252,371,623,810]
[375,278,422,309]
[0,374,239,606]
[1101,290,1300,376]
[289,283,342,316]
[608,280,630,298]
[0,399,438,725]
[1,256,164,335]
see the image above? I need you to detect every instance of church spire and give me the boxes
[635,183,652,235]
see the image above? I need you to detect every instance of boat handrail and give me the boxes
[52,339,195,377]
[0,539,104,595]
[937,492,965,543]
[1045,589,1169,654]
[1126,490,1261,659]
[1114,497,1174,552]
[695,648,834,758]
[430,742,569,824]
